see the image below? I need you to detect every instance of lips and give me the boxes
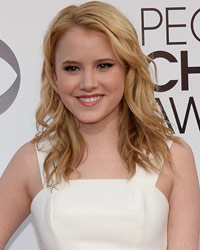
[76,94,104,106]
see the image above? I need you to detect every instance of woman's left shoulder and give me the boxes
[168,138,200,205]
[167,139,200,249]
[170,138,193,153]
[169,139,196,174]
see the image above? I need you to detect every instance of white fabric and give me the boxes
[31,140,173,250]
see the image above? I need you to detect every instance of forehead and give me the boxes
[58,27,108,43]
[55,27,115,60]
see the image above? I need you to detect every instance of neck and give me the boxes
[78,112,119,152]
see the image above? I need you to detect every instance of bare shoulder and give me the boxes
[170,139,197,177]
[0,141,41,248]
[4,141,37,182]
[12,140,37,164]
[1,140,41,200]
[160,140,197,185]
[170,139,194,158]
[3,141,37,175]
[167,139,200,250]
[169,139,199,199]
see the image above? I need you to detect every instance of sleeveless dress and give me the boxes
[31,140,172,250]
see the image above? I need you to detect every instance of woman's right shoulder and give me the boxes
[2,140,42,193]
[3,140,44,201]
[0,141,42,248]
[12,141,38,169]
[3,141,39,183]
[16,140,36,154]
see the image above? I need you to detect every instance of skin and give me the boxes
[0,27,199,249]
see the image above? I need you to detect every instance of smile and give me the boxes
[79,96,102,102]
[77,95,103,106]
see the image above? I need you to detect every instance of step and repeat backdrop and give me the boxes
[0,0,199,249]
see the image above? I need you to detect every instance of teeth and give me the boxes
[78,96,102,102]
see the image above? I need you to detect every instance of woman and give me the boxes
[0,1,199,250]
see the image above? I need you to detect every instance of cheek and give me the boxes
[56,76,75,96]
[56,81,74,110]
[107,71,125,94]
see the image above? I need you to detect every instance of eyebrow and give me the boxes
[62,58,115,65]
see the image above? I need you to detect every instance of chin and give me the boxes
[78,118,102,125]
[75,115,106,126]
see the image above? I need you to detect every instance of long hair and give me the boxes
[33,1,177,184]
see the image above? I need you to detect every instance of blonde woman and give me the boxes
[0,1,199,250]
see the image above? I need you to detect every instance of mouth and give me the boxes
[76,94,104,106]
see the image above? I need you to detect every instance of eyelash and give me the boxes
[64,63,113,72]
[64,66,79,71]
[97,63,113,69]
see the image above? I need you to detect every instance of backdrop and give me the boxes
[0,0,199,249]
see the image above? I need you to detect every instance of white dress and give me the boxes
[31,141,172,250]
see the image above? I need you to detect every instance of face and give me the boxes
[54,27,125,126]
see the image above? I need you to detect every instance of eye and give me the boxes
[97,63,113,69]
[64,65,79,71]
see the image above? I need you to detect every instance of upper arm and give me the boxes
[167,140,200,250]
[0,141,40,249]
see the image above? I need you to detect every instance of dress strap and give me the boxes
[133,140,173,186]
[35,141,48,187]
[133,165,159,186]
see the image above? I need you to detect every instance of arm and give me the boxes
[167,141,200,250]
[0,142,41,249]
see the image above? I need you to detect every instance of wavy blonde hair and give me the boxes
[33,1,177,184]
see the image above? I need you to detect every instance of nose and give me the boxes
[80,69,97,91]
